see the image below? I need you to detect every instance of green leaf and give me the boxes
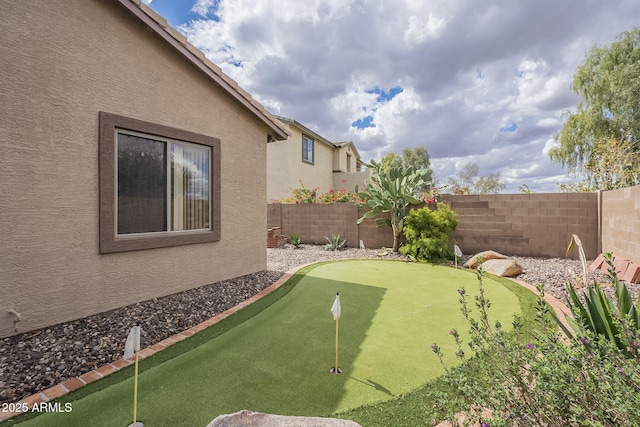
[616,280,633,317]
[405,195,421,205]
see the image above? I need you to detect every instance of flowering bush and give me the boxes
[276,180,362,204]
[430,262,640,426]
[421,186,441,203]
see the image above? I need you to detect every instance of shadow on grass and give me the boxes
[10,264,386,426]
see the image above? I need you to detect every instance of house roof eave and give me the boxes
[274,115,336,148]
[115,0,290,141]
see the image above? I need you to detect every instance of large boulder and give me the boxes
[463,250,508,269]
[207,410,362,427]
[481,259,523,277]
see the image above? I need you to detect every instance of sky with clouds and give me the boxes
[144,0,639,192]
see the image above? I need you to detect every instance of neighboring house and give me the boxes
[0,0,289,338]
[267,116,371,201]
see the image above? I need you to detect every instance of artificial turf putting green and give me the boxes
[15,260,521,426]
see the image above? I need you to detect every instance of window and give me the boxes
[99,112,220,253]
[302,135,314,164]
[346,153,352,172]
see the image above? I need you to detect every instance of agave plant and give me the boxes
[289,232,302,248]
[324,234,346,251]
[555,252,640,356]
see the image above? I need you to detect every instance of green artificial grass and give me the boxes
[337,275,541,426]
[12,260,522,427]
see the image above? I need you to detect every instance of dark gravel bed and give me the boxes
[2,246,638,406]
[0,270,282,405]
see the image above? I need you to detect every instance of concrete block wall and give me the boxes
[441,193,599,259]
[268,186,640,261]
[601,184,640,265]
[278,203,360,247]
[267,202,396,248]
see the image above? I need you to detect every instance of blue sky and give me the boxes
[144,0,208,25]
[143,0,640,192]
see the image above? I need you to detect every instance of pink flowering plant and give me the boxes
[429,259,640,426]
[277,180,361,204]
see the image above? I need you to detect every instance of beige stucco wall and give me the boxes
[601,184,640,265]
[333,144,357,172]
[0,0,271,337]
[266,123,334,200]
[333,170,371,193]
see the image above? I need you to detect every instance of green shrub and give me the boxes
[399,202,458,262]
[431,261,640,426]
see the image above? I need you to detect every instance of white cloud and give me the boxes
[168,0,640,192]
[191,0,214,16]
[404,14,448,45]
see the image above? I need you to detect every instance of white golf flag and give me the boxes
[124,325,141,360]
[331,293,341,320]
[454,245,463,258]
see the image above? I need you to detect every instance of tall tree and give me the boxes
[550,28,640,190]
[380,147,433,191]
[446,163,505,194]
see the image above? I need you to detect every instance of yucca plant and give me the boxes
[555,251,640,356]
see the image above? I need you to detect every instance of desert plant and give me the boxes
[355,159,430,252]
[555,252,640,356]
[324,234,346,251]
[399,202,458,262]
[289,232,302,248]
[431,261,640,426]
[566,234,589,288]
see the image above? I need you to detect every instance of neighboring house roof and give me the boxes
[334,140,364,162]
[274,115,337,149]
[117,0,290,141]
[274,116,365,165]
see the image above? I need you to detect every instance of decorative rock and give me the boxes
[207,410,362,427]
[481,259,523,277]
[463,250,508,269]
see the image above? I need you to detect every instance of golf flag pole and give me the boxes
[330,292,342,374]
[124,324,143,427]
[454,245,463,269]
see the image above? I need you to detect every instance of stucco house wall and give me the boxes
[0,0,287,338]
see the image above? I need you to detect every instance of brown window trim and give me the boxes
[99,112,221,253]
[302,134,314,165]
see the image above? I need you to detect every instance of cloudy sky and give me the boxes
[144,0,639,192]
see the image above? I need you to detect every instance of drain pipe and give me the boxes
[7,308,23,331]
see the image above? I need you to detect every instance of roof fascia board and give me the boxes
[115,0,289,141]
[275,116,336,148]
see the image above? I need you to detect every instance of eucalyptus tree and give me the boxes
[550,28,640,190]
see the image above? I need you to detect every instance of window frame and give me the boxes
[302,134,314,165]
[99,112,221,253]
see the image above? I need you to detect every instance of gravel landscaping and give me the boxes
[1,245,635,405]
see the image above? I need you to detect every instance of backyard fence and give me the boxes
[267,183,640,263]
